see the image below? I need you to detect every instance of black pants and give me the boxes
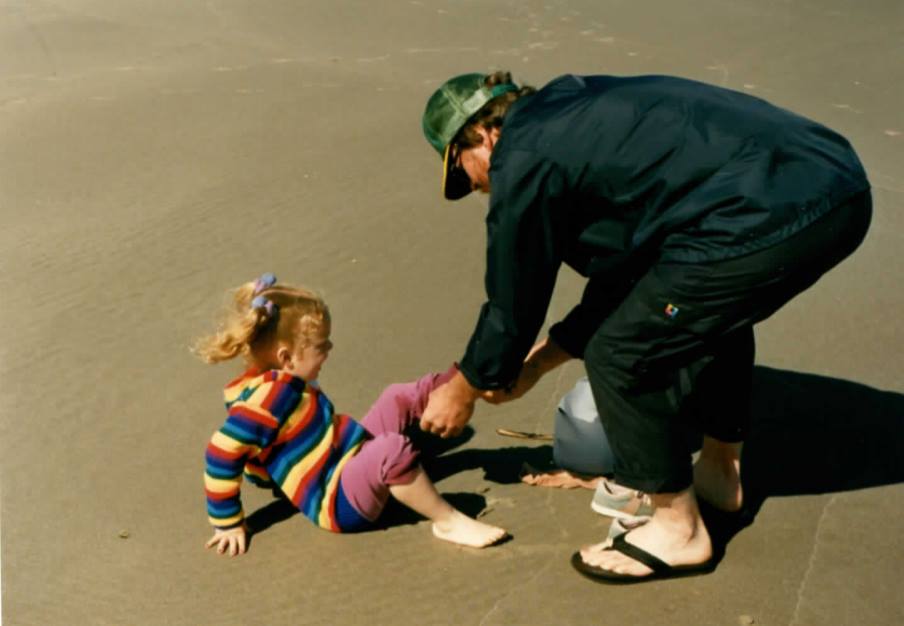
[584,190,872,493]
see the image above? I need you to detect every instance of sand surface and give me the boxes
[2,1,903,624]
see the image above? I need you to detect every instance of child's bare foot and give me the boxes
[431,510,508,548]
[388,466,507,547]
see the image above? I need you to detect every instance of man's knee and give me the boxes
[584,334,644,391]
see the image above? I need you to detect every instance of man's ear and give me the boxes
[276,345,292,367]
[476,125,490,147]
[484,126,500,150]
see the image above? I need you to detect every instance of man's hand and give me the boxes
[483,337,572,405]
[205,524,248,557]
[419,371,480,438]
[482,361,541,404]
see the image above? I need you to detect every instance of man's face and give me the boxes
[454,126,497,194]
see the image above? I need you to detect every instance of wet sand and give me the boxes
[2,1,903,624]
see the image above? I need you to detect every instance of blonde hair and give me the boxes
[194,277,329,365]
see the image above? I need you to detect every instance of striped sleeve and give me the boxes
[204,386,282,528]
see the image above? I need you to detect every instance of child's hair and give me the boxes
[194,273,329,365]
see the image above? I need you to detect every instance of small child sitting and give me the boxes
[195,273,507,556]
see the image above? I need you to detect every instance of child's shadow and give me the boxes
[245,495,299,539]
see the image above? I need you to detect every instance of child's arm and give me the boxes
[204,402,278,555]
[204,429,256,531]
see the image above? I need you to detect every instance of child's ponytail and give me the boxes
[193,273,327,365]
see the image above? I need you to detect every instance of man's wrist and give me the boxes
[527,337,571,374]
[450,370,481,402]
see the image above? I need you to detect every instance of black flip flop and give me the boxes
[571,533,717,585]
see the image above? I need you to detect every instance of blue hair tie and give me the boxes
[253,272,277,294]
[251,295,277,317]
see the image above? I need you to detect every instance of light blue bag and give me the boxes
[553,377,614,475]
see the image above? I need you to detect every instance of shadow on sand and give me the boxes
[715,366,904,547]
[247,367,904,551]
[413,366,904,556]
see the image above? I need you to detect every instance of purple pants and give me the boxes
[337,365,457,523]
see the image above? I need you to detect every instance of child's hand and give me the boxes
[205,524,248,557]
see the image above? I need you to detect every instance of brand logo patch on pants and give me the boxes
[664,303,680,318]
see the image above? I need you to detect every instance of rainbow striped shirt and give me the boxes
[204,369,367,532]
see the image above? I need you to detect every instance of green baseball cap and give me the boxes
[422,73,519,200]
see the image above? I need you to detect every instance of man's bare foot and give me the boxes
[432,510,508,548]
[693,439,743,512]
[578,509,712,577]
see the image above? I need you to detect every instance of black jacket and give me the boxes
[458,74,869,389]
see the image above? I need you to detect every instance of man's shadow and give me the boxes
[699,366,904,555]
[247,367,904,550]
